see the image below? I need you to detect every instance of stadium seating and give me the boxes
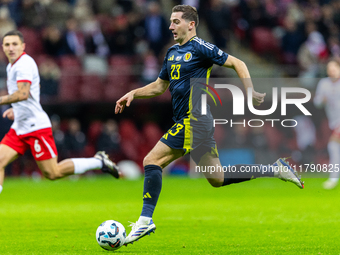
[59,55,82,70]
[251,27,280,56]
[79,74,103,101]
[58,70,81,102]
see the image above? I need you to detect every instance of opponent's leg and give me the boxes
[323,140,340,189]
[125,140,184,244]
[0,144,19,191]
[36,152,120,180]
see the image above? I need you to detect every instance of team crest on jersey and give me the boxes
[184,52,192,62]
[176,56,182,61]
[168,55,174,61]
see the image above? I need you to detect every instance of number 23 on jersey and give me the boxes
[171,64,181,80]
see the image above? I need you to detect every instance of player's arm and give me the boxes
[313,82,327,108]
[2,107,14,121]
[115,77,169,114]
[0,81,30,105]
[223,55,265,106]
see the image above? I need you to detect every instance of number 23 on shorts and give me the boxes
[163,123,184,140]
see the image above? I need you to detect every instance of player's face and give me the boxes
[2,35,25,64]
[327,61,340,80]
[169,12,193,45]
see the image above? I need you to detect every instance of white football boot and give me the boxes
[323,179,338,190]
[124,218,156,245]
[273,158,304,189]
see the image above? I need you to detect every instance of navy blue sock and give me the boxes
[140,165,162,218]
[222,164,274,186]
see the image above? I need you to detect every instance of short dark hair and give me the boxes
[3,30,24,43]
[172,5,199,27]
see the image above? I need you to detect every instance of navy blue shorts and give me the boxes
[160,116,218,164]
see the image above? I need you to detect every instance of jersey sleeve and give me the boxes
[158,54,169,81]
[16,59,33,84]
[195,39,228,66]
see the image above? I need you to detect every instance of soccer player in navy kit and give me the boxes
[115,5,304,244]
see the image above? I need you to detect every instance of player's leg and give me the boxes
[0,144,19,188]
[197,150,274,187]
[125,140,184,244]
[0,128,29,193]
[195,144,303,189]
[323,136,340,189]
[36,153,120,180]
[30,128,119,180]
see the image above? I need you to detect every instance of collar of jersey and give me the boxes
[11,52,26,66]
[178,35,197,47]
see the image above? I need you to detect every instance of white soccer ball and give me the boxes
[96,220,126,251]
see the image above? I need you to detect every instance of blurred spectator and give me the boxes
[96,119,121,156]
[141,49,159,84]
[0,51,8,82]
[328,36,340,61]
[64,118,87,157]
[39,58,61,99]
[21,0,46,28]
[297,23,328,81]
[81,16,110,57]
[205,0,231,50]
[50,114,67,160]
[107,14,135,55]
[46,0,72,28]
[0,5,16,39]
[73,0,93,22]
[117,0,133,13]
[285,1,304,24]
[238,0,268,41]
[42,25,64,56]
[318,4,334,43]
[281,18,304,65]
[181,0,199,9]
[141,1,170,57]
[62,17,86,56]
[2,0,21,26]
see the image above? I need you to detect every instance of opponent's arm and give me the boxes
[313,82,327,108]
[115,78,169,114]
[0,82,30,105]
[223,55,265,106]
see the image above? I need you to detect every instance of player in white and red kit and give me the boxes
[314,60,340,189]
[0,30,120,194]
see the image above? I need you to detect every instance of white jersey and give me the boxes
[6,52,51,135]
[314,77,340,130]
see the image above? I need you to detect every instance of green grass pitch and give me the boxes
[0,175,339,254]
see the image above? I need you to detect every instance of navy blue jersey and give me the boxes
[159,36,228,122]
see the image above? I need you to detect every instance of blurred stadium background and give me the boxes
[0,0,336,178]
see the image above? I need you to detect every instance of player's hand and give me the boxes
[252,91,266,106]
[115,91,135,114]
[2,108,14,120]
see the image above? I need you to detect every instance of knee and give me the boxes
[42,171,58,180]
[207,178,224,188]
[143,154,156,167]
